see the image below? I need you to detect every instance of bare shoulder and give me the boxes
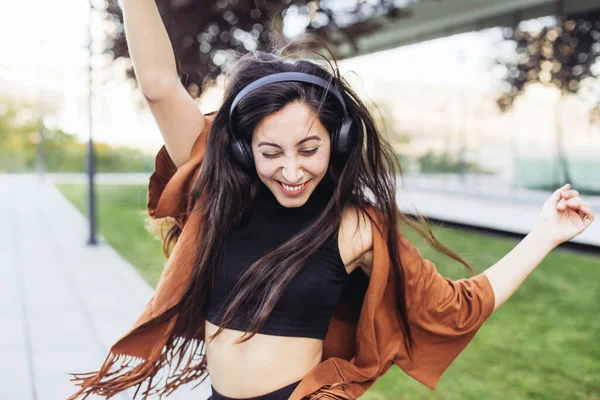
[338,205,374,277]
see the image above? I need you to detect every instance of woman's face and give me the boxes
[251,102,331,208]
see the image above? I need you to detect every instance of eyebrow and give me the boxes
[257,135,321,149]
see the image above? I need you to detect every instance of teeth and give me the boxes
[281,182,306,192]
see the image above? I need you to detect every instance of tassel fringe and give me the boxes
[66,336,208,399]
[305,388,349,399]
[67,332,351,400]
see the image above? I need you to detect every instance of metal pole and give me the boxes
[36,92,46,180]
[87,0,98,246]
[36,38,47,181]
[37,116,46,177]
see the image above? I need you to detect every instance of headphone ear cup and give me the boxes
[330,128,338,156]
[333,118,353,156]
[240,141,254,168]
[231,139,254,170]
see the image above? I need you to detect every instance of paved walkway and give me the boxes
[0,174,211,400]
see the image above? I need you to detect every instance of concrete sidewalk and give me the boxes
[398,175,600,247]
[0,174,211,400]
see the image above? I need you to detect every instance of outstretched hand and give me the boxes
[534,183,595,247]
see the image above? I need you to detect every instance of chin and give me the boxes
[277,195,309,208]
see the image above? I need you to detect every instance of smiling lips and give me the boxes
[276,179,310,196]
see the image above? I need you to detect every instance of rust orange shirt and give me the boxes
[68,112,495,400]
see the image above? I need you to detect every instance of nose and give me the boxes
[281,156,303,184]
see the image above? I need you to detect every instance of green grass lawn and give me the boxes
[56,184,600,399]
[56,184,167,287]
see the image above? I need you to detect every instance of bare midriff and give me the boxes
[203,215,368,398]
[204,319,323,398]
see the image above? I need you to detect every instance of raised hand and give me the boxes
[534,183,595,247]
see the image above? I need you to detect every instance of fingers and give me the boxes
[583,209,595,223]
[558,196,584,210]
[553,183,571,202]
[580,203,595,221]
[563,197,586,208]
[556,189,595,223]
[560,189,579,199]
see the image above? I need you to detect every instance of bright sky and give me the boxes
[342,29,503,90]
[2,0,595,155]
[0,0,89,71]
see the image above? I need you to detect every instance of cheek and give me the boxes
[251,147,274,178]
[305,152,330,176]
[253,158,279,179]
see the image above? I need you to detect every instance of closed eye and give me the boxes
[261,148,319,159]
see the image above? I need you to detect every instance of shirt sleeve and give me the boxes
[147,113,214,224]
[393,232,496,389]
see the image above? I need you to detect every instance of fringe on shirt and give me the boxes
[66,328,208,399]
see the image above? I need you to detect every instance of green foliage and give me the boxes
[496,10,600,112]
[101,0,420,99]
[0,99,155,173]
[415,150,494,174]
[0,101,40,172]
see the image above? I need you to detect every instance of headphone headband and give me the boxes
[228,71,354,170]
[229,72,348,138]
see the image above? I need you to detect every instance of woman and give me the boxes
[68,1,595,399]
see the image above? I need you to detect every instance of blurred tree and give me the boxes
[495,8,600,186]
[416,150,492,174]
[0,101,39,172]
[370,101,411,153]
[100,0,418,98]
[0,99,154,173]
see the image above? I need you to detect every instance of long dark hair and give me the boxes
[159,33,476,364]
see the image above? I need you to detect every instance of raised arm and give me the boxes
[483,184,594,312]
[482,229,553,312]
[123,0,207,168]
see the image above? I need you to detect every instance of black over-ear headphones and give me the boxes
[228,71,354,170]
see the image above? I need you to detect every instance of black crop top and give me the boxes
[203,181,349,340]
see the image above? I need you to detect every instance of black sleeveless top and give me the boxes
[203,181,349,339]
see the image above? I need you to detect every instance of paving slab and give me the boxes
[0,174,212,400]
